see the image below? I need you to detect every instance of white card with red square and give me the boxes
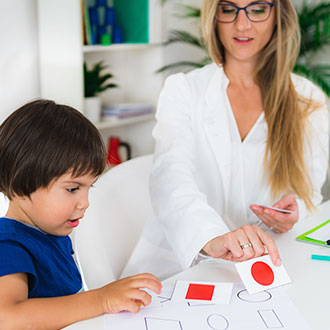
[171,280,233,304]
[235,255,291,295]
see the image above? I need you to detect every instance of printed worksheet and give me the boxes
[104,282,311,330]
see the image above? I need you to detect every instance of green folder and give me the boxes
[296,219,330,247]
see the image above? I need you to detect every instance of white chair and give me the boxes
[73,154,154,290]
[0,193,9,217]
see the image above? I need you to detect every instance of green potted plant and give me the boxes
[84,61,118,123]
[294,1,330,96]
[158,1,330,96]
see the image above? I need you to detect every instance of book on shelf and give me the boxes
[80,0,87,45]
[82,0,163,46]
[101,103,154,121]
[82,0,93,45]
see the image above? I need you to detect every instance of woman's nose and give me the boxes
[235,9,252,30]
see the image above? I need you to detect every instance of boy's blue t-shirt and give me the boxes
[0,217,82,298]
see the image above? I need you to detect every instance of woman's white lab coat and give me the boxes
[122,63,329,280]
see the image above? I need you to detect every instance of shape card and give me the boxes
[235,254,291,295]
[171,280,233,304]
[139,288,161,308]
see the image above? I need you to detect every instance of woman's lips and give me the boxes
[233,37,254,44]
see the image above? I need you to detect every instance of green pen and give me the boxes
[311,254,330,261]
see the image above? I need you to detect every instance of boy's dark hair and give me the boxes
[0,99,106,199]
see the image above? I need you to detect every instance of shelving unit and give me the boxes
[82,43,149,53]
[37,0,165,157]
[95,113,155,130]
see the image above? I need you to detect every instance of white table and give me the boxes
[64,200,330,330]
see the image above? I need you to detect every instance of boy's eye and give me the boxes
[66,187,79,193]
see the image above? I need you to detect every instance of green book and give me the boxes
[114,0,149,43]
[83,0,93,45]
[296,219,330,247]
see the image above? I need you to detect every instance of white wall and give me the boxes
[0,0,40,123]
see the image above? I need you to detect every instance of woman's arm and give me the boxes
[150,73,231,270]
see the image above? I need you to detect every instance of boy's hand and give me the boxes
[98,273,162,314]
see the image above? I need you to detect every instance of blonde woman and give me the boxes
[124,0,329,280]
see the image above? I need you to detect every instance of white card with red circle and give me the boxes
[171,280,233,304]
[235,255,291,295]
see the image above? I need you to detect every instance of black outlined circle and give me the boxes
[237,289,272,303]
[207,314,229,330]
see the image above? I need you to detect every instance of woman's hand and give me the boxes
[202,225,281,266]
[250,194,299,233]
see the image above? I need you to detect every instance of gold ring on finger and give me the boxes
[240,242,252,249]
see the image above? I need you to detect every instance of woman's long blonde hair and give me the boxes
[201,0,317,210]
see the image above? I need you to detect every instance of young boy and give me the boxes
[0,100,162,329]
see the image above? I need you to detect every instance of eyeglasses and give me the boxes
[216,2,275,23]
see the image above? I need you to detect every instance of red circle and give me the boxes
[251,261,274,286]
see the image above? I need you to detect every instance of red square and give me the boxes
[185,283,215,300]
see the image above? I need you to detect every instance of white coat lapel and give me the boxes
[204,66,232,205]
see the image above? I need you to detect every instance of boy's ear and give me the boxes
[10,193,28,201]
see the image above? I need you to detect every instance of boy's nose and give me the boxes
[77,195,89,210]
